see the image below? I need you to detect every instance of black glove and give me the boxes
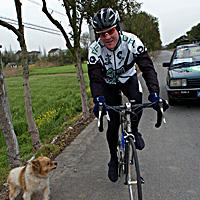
[93,96,106,118]
[148,92,169,112]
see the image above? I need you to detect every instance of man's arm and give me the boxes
[135,51,160,94]
[87,62,105,98]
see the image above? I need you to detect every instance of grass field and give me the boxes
[0,64,91,186]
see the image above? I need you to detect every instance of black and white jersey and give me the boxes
[88,32,146,84]
[87,31,159,98]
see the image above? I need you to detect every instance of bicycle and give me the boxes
[98,99,166,200]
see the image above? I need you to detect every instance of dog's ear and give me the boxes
[31,159,41,173]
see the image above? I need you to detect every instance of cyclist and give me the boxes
[87,8,168,182]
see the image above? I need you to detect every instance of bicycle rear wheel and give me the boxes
[125,137,142,200]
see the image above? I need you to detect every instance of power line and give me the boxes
[27,0,66,16]
[9,22,61,36]
[11,22,61,36]
[0,16,60,33]
[0,16,62,36]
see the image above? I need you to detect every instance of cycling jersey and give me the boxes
[88,31,159,98]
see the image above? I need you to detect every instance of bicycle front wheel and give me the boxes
[125,137,142,200]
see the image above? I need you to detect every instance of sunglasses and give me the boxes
[98,27,116,38]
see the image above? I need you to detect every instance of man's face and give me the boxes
[98,26,119,49]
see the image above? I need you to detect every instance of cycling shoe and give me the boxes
[134,132,145,150]
[108,158,118,182]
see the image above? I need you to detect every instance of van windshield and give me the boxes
[172,46,200,65]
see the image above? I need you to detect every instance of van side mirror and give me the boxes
[162,62,170,67]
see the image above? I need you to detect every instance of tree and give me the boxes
[80,32,90,61]
[186,23,200,41]
[80,32,90,50]
[42,0,90,119]
[123,11,162,51]
[166,23,200,48]
[0,0,41,151]
[2,48,17,66]
[0,45,20,168]
[167,35,189,49]
[85,0,141,20]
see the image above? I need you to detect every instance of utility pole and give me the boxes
[0,45,2,68]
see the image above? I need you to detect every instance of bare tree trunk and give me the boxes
[15,0,41,150]
[75,49,89,119]
[0,51,20,168]
[22,49,41,150]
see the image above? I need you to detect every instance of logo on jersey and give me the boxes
[104,53,112,65]
[91,43,99,55]
[117,51,125,65]
[137,46,144,54]
[105,68,118,84]
[89,56,96,64]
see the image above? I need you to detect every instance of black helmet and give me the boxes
[92,8,120,32]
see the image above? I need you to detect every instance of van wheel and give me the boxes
[168,96,176,106]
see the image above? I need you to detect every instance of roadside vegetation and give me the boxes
[0,64,91,186]
[124,11,162,51]
[166,22,200,49]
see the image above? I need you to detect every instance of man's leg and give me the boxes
[106,109,120,182]
[106,109,120,160]
[104,84,121,182]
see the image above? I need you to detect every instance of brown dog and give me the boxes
[7,156,57,200]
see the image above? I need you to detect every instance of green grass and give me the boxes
[0,64,91,186]
[29,64,88,75]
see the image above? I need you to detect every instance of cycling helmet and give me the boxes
[92,8,120,32]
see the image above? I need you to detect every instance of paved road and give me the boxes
[49,50,200,200]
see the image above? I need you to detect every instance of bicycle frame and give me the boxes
[118,102,134,151]
[117,102,137,178]
[118,102,134,178]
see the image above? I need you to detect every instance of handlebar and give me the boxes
[155,99,167,128]
[98,102,111,132]
[98,102,104,132]
[97,100,167,132]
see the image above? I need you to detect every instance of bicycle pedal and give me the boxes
[140,176,145,184]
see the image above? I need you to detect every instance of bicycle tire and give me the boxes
[117,133,125,177]
[125,137,142,200]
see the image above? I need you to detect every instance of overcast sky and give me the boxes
[0,0,199,52]
[138,0,200,46]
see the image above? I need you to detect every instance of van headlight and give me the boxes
[169,79,187,87]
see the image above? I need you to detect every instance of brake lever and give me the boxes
[98,103,110,123]
[106,110,110,121]
[98,103,103,128]
[98,103,110,132]
[155,99,167,128]
[159,99,166,124]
